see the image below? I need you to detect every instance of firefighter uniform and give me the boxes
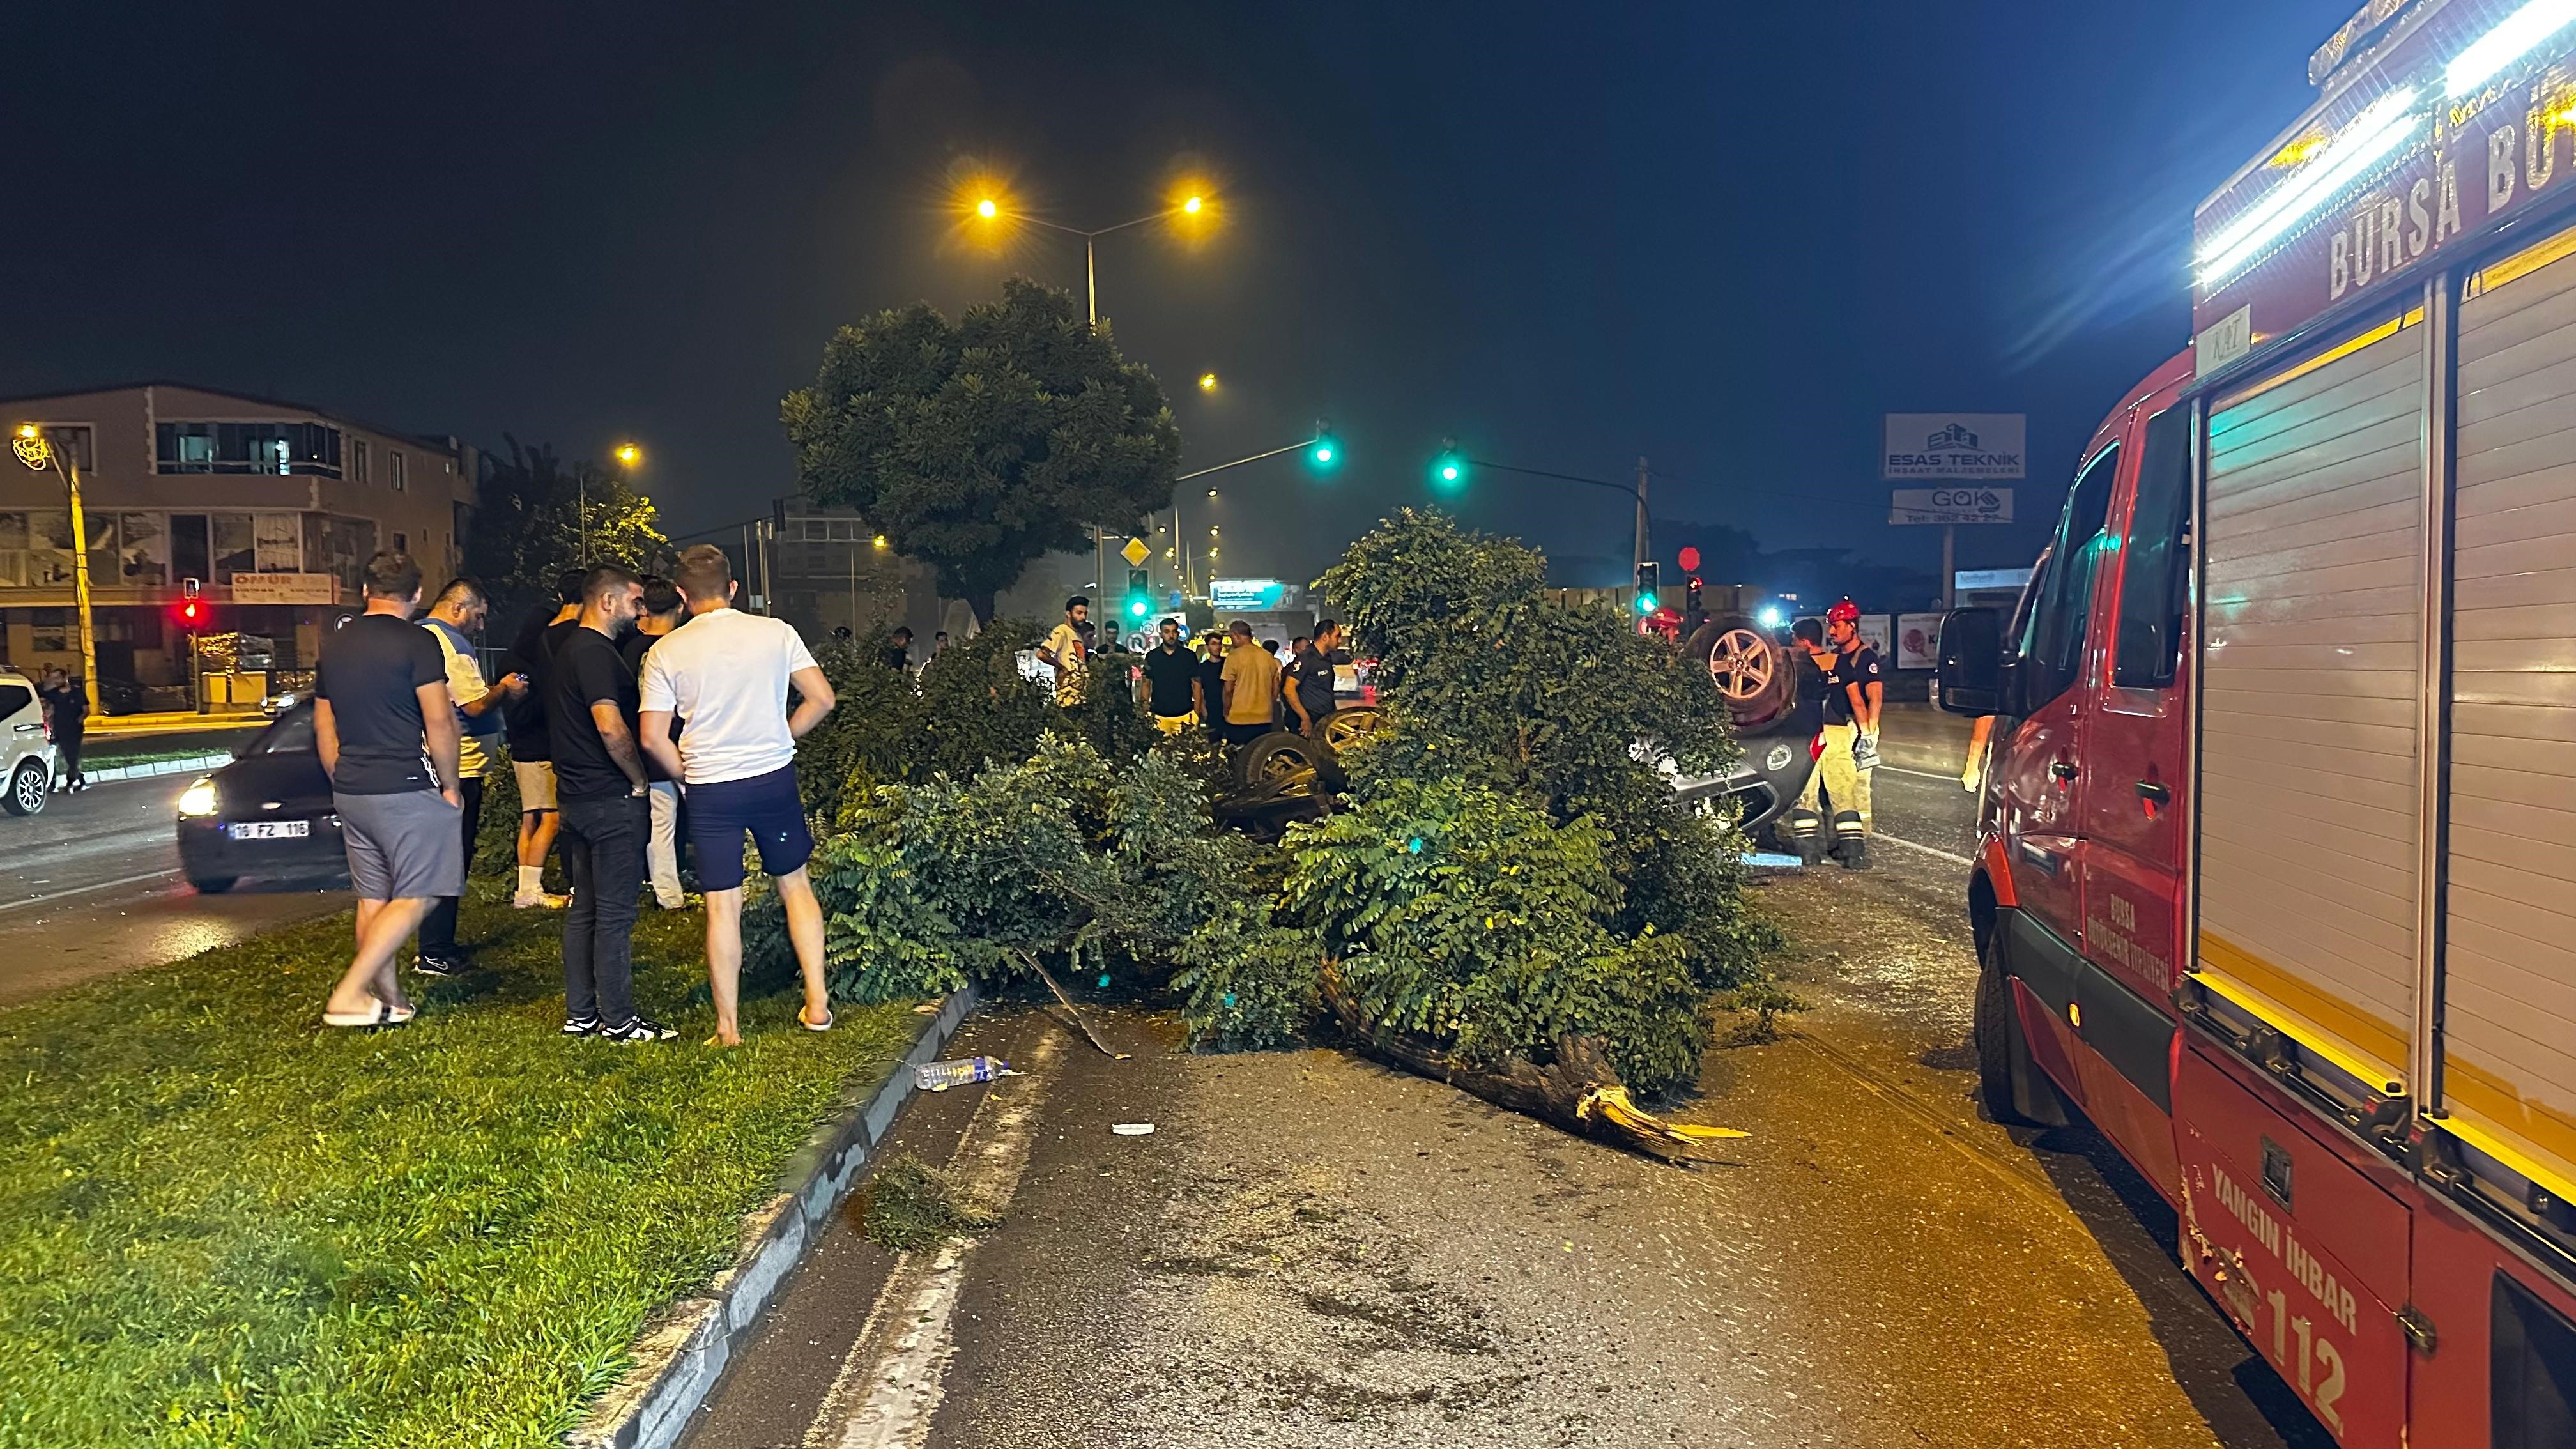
[1816,641,1880,835]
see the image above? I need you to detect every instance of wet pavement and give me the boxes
[676,767,2332,1449]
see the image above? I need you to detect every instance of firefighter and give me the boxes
[1782,617,1836,866]
[1816,599,1882,868]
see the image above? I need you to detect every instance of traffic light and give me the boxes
[1309,420,1340,471]
[1126,566,1151,620]
[1634,562,1660,615]
[1684,574,1704,617]
[1431,437,1468,491]
[176,578,208,632]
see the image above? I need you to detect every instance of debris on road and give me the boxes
[1110,1122,1155,1136]
[915,1055,1013,1091]
[1022,951,1131,1059]
[854,1151,1002,1251]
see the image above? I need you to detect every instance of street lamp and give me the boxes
[1198,372,1218,392]
[12,424,99,718]
[591,441,643,565]
[967,180,1215,600]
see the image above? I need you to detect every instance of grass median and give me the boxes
[0,880,926,1448]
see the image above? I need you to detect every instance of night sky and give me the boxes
[0,1,2349,592]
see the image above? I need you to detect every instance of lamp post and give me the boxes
[970,187,1211,593]
[12,425,100,717]
[1170,424,1338,599]
[591,441,643,567]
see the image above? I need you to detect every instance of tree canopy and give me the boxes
[781,278,1183,619]
[464,436,670,620]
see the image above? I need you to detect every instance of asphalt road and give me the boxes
[676,769,2331,1449]
[0,772,345,1007]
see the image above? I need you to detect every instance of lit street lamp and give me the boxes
[12,424,99,717]
[591,441,644,564]
[967,180,1215,597]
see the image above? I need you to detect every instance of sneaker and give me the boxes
[414,953,470,978]
[599,1015,677,1043]
[514,890,571,909]
[562,1015,602,1036]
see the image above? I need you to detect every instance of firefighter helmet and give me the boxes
[1826,599,1861,625]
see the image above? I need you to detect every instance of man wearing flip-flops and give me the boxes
[639,546,838,1046]
[316,552,464,1029]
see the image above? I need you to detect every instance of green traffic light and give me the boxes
[1313,444,1334,464]
[1128,598,1149,618]
[1634,592,1658,615]
[1431,436,1467,490]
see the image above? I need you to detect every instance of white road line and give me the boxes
[808,1030,1063,1449]
[0,867,182,914]
[1875,764,1959,782]
[1874,832,1974,868]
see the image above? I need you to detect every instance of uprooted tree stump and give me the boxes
[1319,966,1745,1163]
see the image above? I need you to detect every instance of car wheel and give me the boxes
[1322,707,1383,751]
[1972,935,2024,1124]
[188,875,238,894]
[1236,730,1318,788]
[1,759,48,816]
[1687,615,1797,735]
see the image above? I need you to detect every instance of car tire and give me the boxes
[1,759,48,816]
[1687,615,1797,735]
[1973,928,2071,1128]
[1234,730,1318,788]
[188,875,238,894]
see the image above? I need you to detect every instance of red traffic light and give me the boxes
[1676,546,1701,572]
[177,599,204,627]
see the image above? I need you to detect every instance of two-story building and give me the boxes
[0,382,479,696]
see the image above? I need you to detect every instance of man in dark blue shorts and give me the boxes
[638,546,838,1046]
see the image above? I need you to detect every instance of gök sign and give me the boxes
[1882,413,2027,480]
[1889,487,2014,525]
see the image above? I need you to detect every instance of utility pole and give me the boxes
[1941,524,1956,611]
[1633,456,1650,579]
[12,428,100,717]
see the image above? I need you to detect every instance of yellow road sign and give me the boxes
[1121,537,1150,567]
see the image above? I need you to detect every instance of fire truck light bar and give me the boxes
[2199,88,2422,287]
[2448,0,2576,96]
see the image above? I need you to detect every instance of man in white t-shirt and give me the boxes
[638,545,838,1046]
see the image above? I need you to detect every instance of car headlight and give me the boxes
[178,778,220,816]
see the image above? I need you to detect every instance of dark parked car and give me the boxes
[174,700,347,893]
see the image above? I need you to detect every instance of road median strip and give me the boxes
[0,880,967,1448]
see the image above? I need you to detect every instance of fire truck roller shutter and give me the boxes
[2198,312,2425,1091]
[2442,227,2576,1192]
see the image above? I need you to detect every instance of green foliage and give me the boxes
[782,279,1183,618]
[854,1153,1000,1251]
[1284,775,1705,1095]
[910,620,1051,782]
[1057,643,1159,767]
[794,628,927,826]
[1317,508,1772,988]
[1717,973,1810,1043]
[464,436,671,623]
[0,880,922,1448]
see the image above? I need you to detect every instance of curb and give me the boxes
[82,751,235,785]
[566,985,979,1449]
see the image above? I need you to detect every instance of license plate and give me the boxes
[229,820,310,841]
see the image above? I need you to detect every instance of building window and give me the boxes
[392,532,407,553]
[352,439,371,484]
[114,514,168,586]
[389,450,406,491]
[169,514,210,585]
[255,513,302,572]
[155,421,343,477]
[211,513,255,579]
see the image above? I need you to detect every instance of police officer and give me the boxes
[1816,599,1882,868]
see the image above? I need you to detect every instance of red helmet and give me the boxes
[1826,599,1861,625]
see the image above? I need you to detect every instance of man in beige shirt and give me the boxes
[1218,620,1280,745]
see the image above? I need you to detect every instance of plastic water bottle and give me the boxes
[915,1056,1008,1091]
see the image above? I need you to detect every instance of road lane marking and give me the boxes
[0,867,182,914]
[808,1029,1062,1449]
[1876,764,1959,782]
[1874,832,1974,868]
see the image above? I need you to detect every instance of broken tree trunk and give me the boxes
[1318,965,1745,1163]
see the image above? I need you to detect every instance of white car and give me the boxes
[0,671,58,815]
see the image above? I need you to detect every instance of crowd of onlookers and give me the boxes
[312,545,838,1045]
[1032,595,1346,744]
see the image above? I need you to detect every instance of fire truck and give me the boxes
[1936,3,2576,1442]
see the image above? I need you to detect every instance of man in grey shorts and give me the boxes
[315,551,465,1028]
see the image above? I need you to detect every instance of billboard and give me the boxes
[1897,612,1943,671]
[1210,577,1286,610]
[1889,487,2014,526]
[1883,414,2027,480]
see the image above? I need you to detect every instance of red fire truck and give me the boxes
[1936,3,2576,1443]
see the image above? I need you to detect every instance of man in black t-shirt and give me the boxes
[624,577,689,910]
[503,569,585,908]
[1138,619,1199,734]
[1193,633,1228,728]
[1284,618,1344,738]
[881,626,914,673]
[316,551,463,1028]
[546,565,670,1042]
